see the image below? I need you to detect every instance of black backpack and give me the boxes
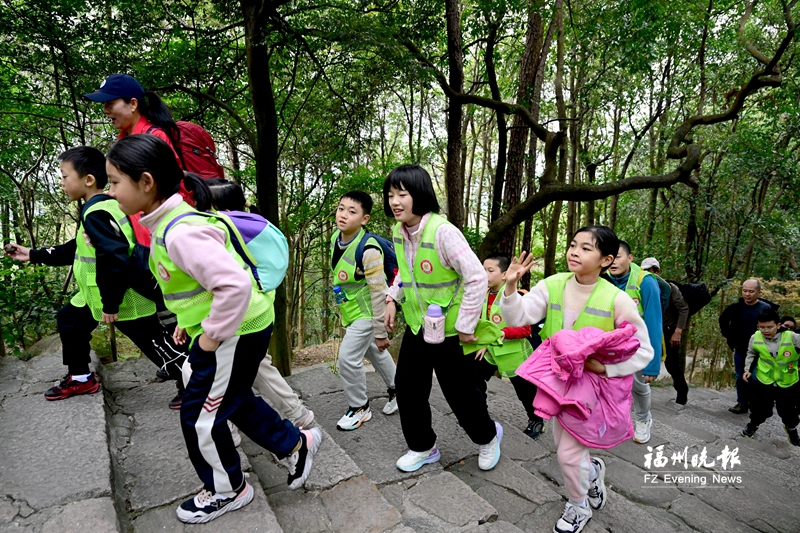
[669,280,712,316]
[355,231,399,286]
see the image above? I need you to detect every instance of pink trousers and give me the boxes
[553,418,591,503]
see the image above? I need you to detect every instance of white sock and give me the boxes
[570,498,588,508]
[71,373,91,382]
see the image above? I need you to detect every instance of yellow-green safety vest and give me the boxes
[483,286,534,378]
[150,201,274,340]
[330,228,378,326]
[393,213,463,337]
[70,199,156,321]
[540,273,619,339]
[753,330,800,388]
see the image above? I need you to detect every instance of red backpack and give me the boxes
[147,121,224,179]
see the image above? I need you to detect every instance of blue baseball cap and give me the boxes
[84,74,145,102]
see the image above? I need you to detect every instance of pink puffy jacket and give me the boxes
[516,323,640,449]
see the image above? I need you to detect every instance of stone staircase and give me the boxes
[2,339,799,533]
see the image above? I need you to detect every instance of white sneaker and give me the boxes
[281,428,323,490]
[383,389,398,415]
[633,419,652,444]
[478,422,503,470]
[228,421,242,447]
[176,482,253,524]
[291,407,315,428]
[553,501,592,533]
[396,445,441,472]
[587,457,606,510]
[336,406,372,431]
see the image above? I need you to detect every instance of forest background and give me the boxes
[2,0,800,388]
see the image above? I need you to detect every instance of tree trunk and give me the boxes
[444,0,464,228]
[499,1,542,253]
[240,0,291,376]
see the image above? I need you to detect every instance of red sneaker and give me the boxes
[44,374,100,401]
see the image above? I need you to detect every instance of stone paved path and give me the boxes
[2,338,800,532]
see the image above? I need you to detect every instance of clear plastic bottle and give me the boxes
[333,285,348,305]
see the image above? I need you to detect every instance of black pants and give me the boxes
[475,357,541,423]
[749,378,800,429]
[663,327,689,395]
[395,330,497,451]
[57,303,187,379]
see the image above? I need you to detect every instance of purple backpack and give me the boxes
[165,210,289,292]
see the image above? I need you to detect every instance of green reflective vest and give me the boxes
[150,201,274,340]
[540,273,618,339]
[622,263,650,317]
[330,228,378,326]
[483,286,534,378]
[753,330,800,388]
[393,213,463,337]
[70,199,156,321]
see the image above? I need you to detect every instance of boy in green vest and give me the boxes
[331,191,398,431]
[607,241,662,444]
[476,254,544,439]
[5,147,187,406]
[742,309,800,446]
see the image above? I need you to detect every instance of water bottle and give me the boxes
[423,303,446,344]
[333,285,347,305]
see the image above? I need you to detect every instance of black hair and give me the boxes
[572,225,620,273]
[781,315,796,325]
[106,134,212,211]
[207,178,247,212]
[484,253,510,272]
[340,190,373,215]
[58,146,109,189]
[757,309,780,324]
[122,91,183,166]
[618,240,632,256]
[382,164,440,218]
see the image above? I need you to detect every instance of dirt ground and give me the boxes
[292,338,340,369]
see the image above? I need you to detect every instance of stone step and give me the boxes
[0,340,119,532]
[6,339,800,533]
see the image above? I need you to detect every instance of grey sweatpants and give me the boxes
[338,318,396,408]
[632,370,652,423]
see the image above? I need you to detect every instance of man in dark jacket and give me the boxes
[718,279,779,414]
[642,258,690,405]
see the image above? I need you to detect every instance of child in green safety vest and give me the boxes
[5,146,188,407]
[105,134,321,524]
[500,226,654,533]
[475,254,545,440]
[330,190,398,431]
[741,309,800,446]
[383,164,502,474]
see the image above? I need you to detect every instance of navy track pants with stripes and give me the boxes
[180,325,300,493]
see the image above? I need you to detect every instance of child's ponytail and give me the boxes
[183,172,213,212]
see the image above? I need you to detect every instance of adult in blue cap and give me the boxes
[85,74,183,246]
[85,74,181,159]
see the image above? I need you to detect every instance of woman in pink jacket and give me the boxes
[500,226,653,533]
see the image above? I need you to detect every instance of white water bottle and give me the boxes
[423,304,446,344]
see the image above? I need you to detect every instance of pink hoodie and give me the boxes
[516,323,640,449]
[139,194,252,342]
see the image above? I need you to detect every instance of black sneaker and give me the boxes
[729,403,749,414]
[785,425,800,447]
[524,419,545,440]
[676,389,688,405]
[283,428,322,489]
[741,423,758,438]
[176,481,254,523]
[169,381,184,410]
[155,368,171,381]
[587,457,606,510]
